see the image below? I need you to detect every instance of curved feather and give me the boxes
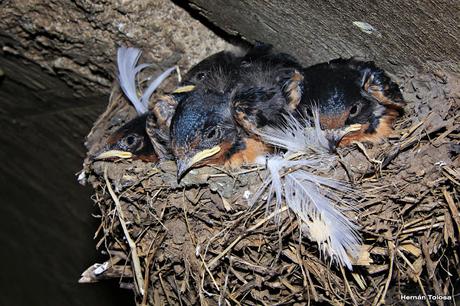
[117,47,175,114]
[258,113,332,153]
[117,47,147,114]
[140,67,176,107]
[252,115,362,269]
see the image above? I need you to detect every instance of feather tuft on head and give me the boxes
[117,47,176,115]
[252,113,362,269]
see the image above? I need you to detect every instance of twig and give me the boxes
[141,234,160,306]
[377,241,395,305]
[159,272,172,305]
[207,206,289,268]
[340,265,358,305]
[400,222,444,235]
[104,167,145,296]
[396,248,430,305]
[443,188,460,233]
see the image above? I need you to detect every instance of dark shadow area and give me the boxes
[0,55,134,306]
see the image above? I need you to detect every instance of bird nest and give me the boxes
[79,69,459,305]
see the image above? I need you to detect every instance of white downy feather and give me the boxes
[258,113,332,154]
[253,114,361,269]
[117,47,176,114]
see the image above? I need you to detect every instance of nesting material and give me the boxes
[79,66,459,305]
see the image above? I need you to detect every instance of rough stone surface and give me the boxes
[0,0,230,97]
[188,0,459,74]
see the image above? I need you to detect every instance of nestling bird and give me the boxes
[230,54,405,147]
[94,48,243,163]
[93,47,176,162]
[96,45,405,180]
[150,50,243,140]
[168,46,405,178]
[299,58,405,146]
[168,45,308,179]
[93,113,159,162]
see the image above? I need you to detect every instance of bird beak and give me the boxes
[324,124,364,151]
[172,85,196,94]
[176,145,221,180]
[344,124,363,134]
[93,150,133,160]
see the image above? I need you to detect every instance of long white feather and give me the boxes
[259,111,337,154]
[140,66,176,107]
[117,47,175,115]
[252,114,361,269]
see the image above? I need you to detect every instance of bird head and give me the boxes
[92,114,158,162]
[152,51,244,179]
[314,86,384,131]
[170,89,240,179]
[162,46,309,179]
[302,58,404,146]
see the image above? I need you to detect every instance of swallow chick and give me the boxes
[300,58,405,146]
[93,113,158,162]
[143,50,247,177]
[231,44,305,132]
[95,49,246,165]
[93,47,177,162]
[168,61,248,178]
[167,45,313,179]
[150,50,243,131]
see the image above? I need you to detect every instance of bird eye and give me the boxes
[206,128,221,140]
[196,72,206,80]
[123,134,141,150]
[241,60,251,68]
[349,103,362,118]
[126,135,136,146]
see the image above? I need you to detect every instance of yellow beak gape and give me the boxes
[94,150,133,160]
[172,85,196,94]
[188,145,221,167]
[344,124,363,134]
